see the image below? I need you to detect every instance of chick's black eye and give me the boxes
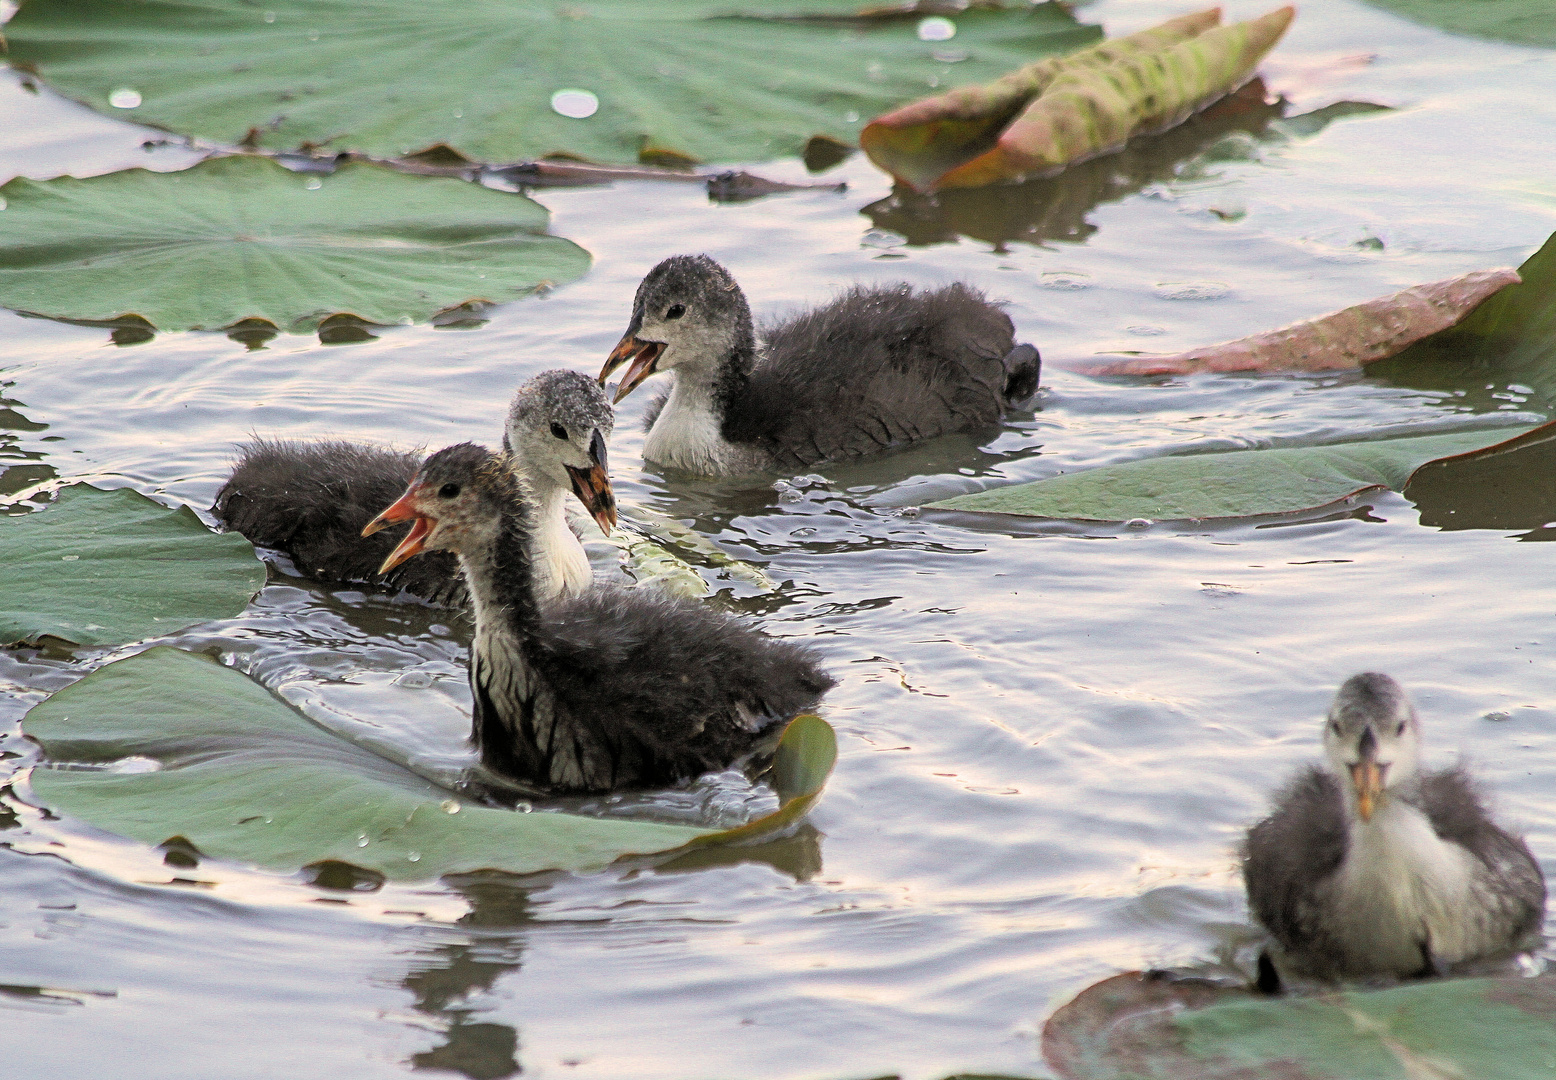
[438,483,460,499]
[665,303,685,320]
[550,422,569,440]
[1396,721,1407,735]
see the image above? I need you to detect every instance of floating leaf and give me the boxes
[1360,0,1556,49]
[21,648,836,881]
[1043,970,1556,1080]
[927,425,1540,522]
[1063,268,1521,377]
[0,485,263,648]
[2,0,1099,166]
[862,6,1294,191]
[0,155,589,332]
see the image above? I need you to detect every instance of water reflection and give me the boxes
[404,874,533,1080]
[0,384,56,509]
[860,80,1284,251]
[1405,423,1556,540]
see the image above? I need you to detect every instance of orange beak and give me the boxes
[362,488,433,574]
[600,335,666,404]
[1350,759,1387,822]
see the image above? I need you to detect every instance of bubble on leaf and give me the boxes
[109,89,142,109]
[305,178,322,190]
[917,16,956,41]
[263,10,275,21]
[551,89,599,119]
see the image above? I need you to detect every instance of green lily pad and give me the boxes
[21,647,837,881]
[0,155,590,332]
[0,485,263,647]
[1043,970,1556,1080]
[1361,0,1556,49]
[1,0,1099,166]
[927,426,1536,521]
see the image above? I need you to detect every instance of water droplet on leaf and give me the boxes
[917,16,955,41]
[109,89,142,109]
[551,89,599,119]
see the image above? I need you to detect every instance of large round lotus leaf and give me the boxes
[1044,971,1556,1080]
[0,0,1100,165]
[0,485,263,648]
[0,155,590,331]
[928,426,1537,521]
[21,648,837,882]
[1361,0,1556,48]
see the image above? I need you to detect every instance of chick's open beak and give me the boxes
[566,429,617,534]
[362,488,433,574]
[1349,732,1388,822]
[601,335,665,404]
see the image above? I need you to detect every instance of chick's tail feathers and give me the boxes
[1002,343,1041,406]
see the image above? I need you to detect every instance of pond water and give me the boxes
[3,1,1556,1077]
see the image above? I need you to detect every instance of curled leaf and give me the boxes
[863,6,1295,191]
[1063,268,1522,377]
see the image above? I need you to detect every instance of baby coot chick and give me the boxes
[213,370,616,605]
[1243,673,1544,989]
[599,254,1040,475]
[363,443,834,794]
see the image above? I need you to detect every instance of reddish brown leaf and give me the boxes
[1062,268,1521,377]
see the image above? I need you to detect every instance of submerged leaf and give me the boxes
[862,6,1294,191]
[21,648,836,882]
[0,485,263,648]
[2,0,1098,166]
[1043,970,1556,1080]
[0,155,589,332]
[1064,268,1521,377]
[927,426,1539,522]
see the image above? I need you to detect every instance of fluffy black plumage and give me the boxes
[212,370,616,606]
[611,255,1040,475]
[214,438,464,605]
[389,444,835,794]
[734,282,1037,469]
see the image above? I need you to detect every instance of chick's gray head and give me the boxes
[600,254,754,402]
[1322,672,1423,821]
[362,443,516,569]
[503,369,617,532]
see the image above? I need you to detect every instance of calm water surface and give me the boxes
[3,1,1556,1076]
